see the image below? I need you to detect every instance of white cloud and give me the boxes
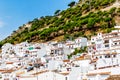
[0,20,5,28]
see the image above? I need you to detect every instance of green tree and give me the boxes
[54,10,61,16]
[68,1,76,7]
[0,41,3,48]
[13,30,17,33]
[87,18,95,29]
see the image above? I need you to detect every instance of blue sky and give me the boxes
[0,0,78,41]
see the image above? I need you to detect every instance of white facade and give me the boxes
[88,31,120,55]
[38,71,68,80]
[1,43,14,54]
[18,71,68,80]
[74,37,87,48]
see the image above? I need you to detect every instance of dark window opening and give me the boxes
[65,77,68,80]
[113,55,116,58]
[115,43,117,45]
[104,40,109,43]
[100,56,102,58]
[105,45,109,47]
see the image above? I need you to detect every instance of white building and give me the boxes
[1,43,14,55]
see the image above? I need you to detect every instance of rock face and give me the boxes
[106,75,120,80]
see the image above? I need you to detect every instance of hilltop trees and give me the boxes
[2,0,117,43]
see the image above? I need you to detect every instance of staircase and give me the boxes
[106,75,120,80]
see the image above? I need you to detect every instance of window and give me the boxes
[105,45,109,47]
[105,55,110,58]
[65,77,68,80]
[96,57,98,59]
[95,64,97,69]
[108,55,110,58]
[104,40,109,43]
[105,55,107,58]
[115,43,117,45]
[114,33,118,36]
[100,56,102,58]
[113,55,116,58]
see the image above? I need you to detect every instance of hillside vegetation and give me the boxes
[1,0,120,47]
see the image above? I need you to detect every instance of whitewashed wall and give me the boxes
[38,71,67,80]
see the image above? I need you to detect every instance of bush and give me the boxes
[87,18,95,29]
[0,41,4,48]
